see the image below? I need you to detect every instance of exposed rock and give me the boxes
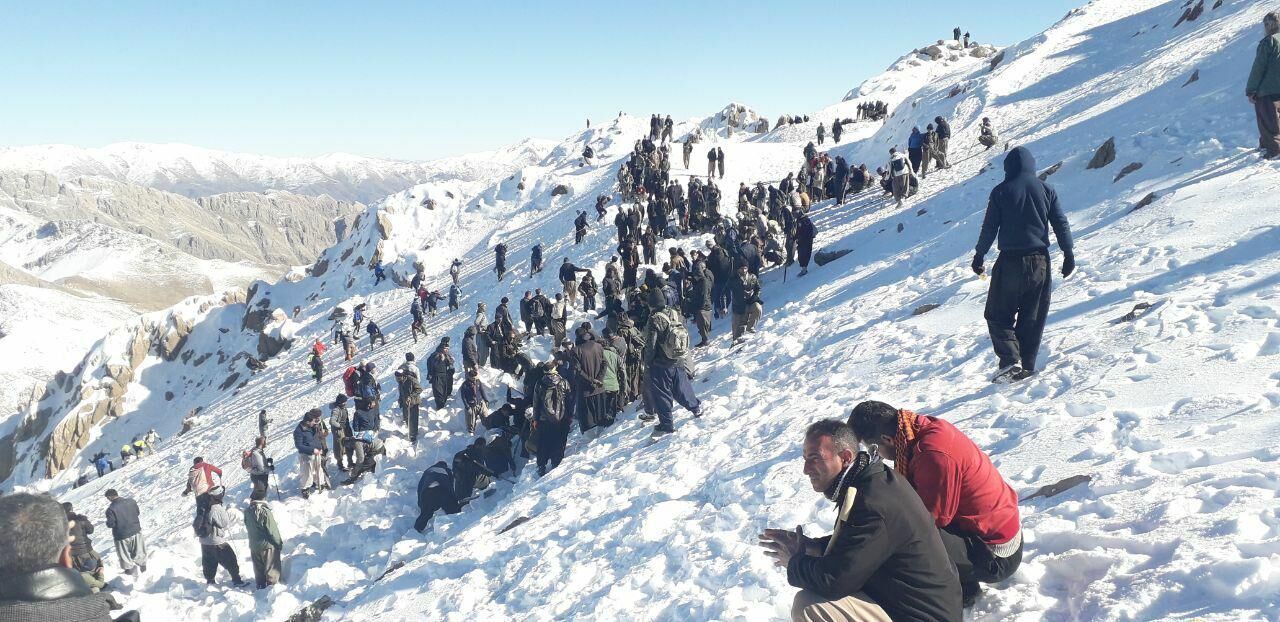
[912,303,941,316]
[340,247,354,261]
[814,248,853,266]
[916,208,928,216]
[219,373,241,391]
[257,330,293,360]
[1039,161,1064,181]
[164,391,174,401]
[1132,192,1159,211]
[1182,69,1200,87]
[287,596,334,622]
[1173,0,1204,27]
[1087,137,1117,170]
[1023,474,1091,500]
[308,258,329,277]
[989,50,1006,71]
[551,184,571,198]
[897,223,905,233]
[1113,300,1161,323]
[376,211,393,240]
[923,45,945,60]
[1113,162,1144,183]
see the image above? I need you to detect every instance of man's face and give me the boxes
[802,436,851,492]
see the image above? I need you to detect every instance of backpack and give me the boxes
[193,507,212,538]
[241,450,253,471]
[359,375,378,403]
[650,308,689,362]
[891,155,908,176]
[343,367,359,396]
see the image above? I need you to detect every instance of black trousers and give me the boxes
[432,377,453,409]
[250,473,269,496]
[1256,95,1280,156]
[938,527,1022,598]
[201,543,242,583]
[984,252,1051,371]
[406,403,420,441]
[536,419,570,474]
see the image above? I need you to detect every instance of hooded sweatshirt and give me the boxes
[975,147,1074,259]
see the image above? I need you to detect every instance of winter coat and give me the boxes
[0,566,115,622]
[901,414,1021,546]
[520,297,534,321]
[1247,32,1280,97]
[67,513,95,558]
[907,129,923,148]
[398,373,423,407]
[330,404,352,438]
[936,118,952,140]
[786,459,962,622]
[706,247,733,280]
[533,372,570,423]
[573,336,607,396]
[686,268,713,311]
[243,500,283,551]
[365,321,382,336]
[558,262,588,283]
[293,422,324,455]
[105,497,141,540]
[462,330,478,367]
[795,215,816,250]
[738,241,763,275]
[427,349,455,380]
[601,348,621,393]
[186,462,223,496]
[730,273,762,315]
[352,407,378,433]
[460,378,489,409]
[198,503,233,546]
[974,147,1074,259]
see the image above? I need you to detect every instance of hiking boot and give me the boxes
[797,268,809,277]
[991,365,1023,384]
[639,413,656,422]
[232,579,250,588]
[651,425,675,436]
[695,340,709,348]
[1011,368,1037,381]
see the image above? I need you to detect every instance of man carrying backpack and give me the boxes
[184,457,223,516]
[329,394,353,471]
[889,148,913,207]
[244,436,271,496]
[644,293,700,435]
[533,363,571,476]
[193,486,248,587]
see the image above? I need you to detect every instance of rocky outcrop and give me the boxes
[1087,137,1117,170]
[0,288,251,482]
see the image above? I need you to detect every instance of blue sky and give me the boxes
[0,1,1081,161]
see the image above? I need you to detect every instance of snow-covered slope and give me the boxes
[24,1,1280,620]
[0,139,556,203]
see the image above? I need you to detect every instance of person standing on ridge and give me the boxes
[104,488,147,577]
[1246,11,1280,160]
[972,146,1074,383]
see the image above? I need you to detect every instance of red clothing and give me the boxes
[187,462,223,495]
[903,415,1020,545]
[312,341,327,356]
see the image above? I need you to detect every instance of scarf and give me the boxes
[823,451,873,502]
[894,409,923,477]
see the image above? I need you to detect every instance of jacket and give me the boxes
[398,373,423,407]
[601,348,621,392]
[293,422,323,455]
[460,379,489,409]
[975,147,1074,259]
[533,373,570,423]
[686,269,713,311]
[1247,32,1280,97]
[330,404,352,437]
[67,513,95,558]
[559,262,588,283]
[573,336,607,396]
[352,407,378,433]
[243,500,283,551]
[247,448,270,476]
[730,273,762,315]
[104,497,141,540]
[462,330,478,367]
[198,503,233,546]
[0,567,114,622]
[787,459,961,622]
[186,462,222,496]
[902,414,1021,546]
[427,349,455,380]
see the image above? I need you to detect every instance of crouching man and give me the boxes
[759,419,960,622]
[849,401,1023,607]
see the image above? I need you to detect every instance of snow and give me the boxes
[0,139,556,204]
[13,0,1280,620]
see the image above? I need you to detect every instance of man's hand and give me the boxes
[1061,252,1076,278]
[759,526,807,568]
[182,490,190,497]
[1248,94,1258,105]
[971,256,984,276]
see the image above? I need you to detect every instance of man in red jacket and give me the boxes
[849,401,1023,607]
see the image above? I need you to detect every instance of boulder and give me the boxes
[814,248,853,266]
[1132,192,1159,211]
[1113,162,1143,183]
[1038,161,1064,181]
[551,184,571,198]
[376,211,393,240]
[1086,137,1117,170]
[1182,69,1199,87]
[912,303,941,316]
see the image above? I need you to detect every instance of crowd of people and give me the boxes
[8,16,1277,618]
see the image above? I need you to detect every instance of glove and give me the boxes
[971,256,984,276]
[1061,252,1076,278]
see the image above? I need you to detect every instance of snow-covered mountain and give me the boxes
[10,1,1280,620]
[0,139,556,203]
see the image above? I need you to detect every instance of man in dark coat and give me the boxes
[414,462,460,532]
[462,326,479,372]
[494,243,507,281]
[759,420,961,622]
[795,212,817,277]
[426,339,456,410]
[686,261,714,347]
[395,367,423,443]
[730,264,763,340]
[1247,12,1280,159]
[0,493,128,621]
[533,363,571,475]
[520,291,536,334]
[972,147,1075,383]
[558,259,590,307]
[104,489,146,576]
[706,243,734,318]
[572,326,609,432]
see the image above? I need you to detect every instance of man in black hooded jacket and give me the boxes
[972,146,1074,383]
[759,420,960,622]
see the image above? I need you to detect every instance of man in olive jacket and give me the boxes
[1247,12,1280,159]
[760,420,960,622]
[243,489,283,590]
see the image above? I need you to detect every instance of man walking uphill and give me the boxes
[104,489,147,576]
[1246,12,1280,159]
[972,146,1074,384]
